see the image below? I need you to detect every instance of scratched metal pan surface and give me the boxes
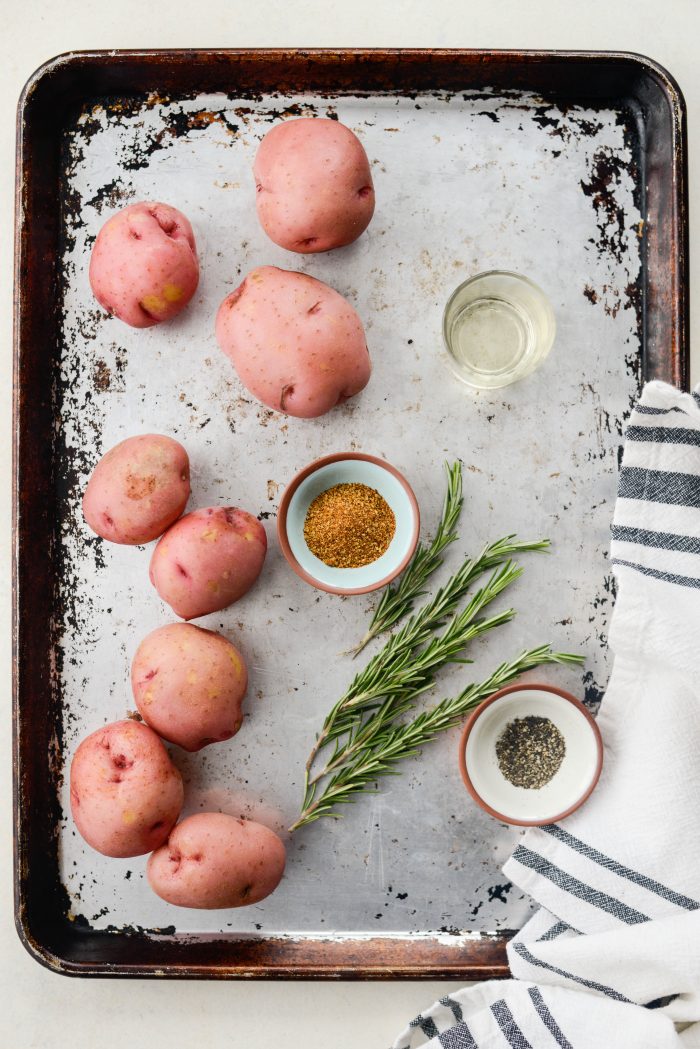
[14,51,688,977]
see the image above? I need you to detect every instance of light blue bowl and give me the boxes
[277,453,420,595]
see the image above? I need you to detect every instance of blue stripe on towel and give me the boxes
[410,1014,439,1038]
[491,1000,533,1049]
[512,943,632,1003]
[626,425,700,447]
[542,825,699,910]
[527,987,573,1049]
[645,994,679,1010]
[618,467,700,508]
[611,558,700,589]
[634,404,689,416]
[438,1022,477,1048]
[536,920,573,942]
[439,997,464,1023]
[611,525,700,556]
[511,846,648,924]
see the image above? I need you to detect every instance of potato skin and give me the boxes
[89,201,199,328]
[147,813,286,909]
[149,507,267,620]
[131,623,247,751]
[69,720,184,858]
[82,434,190,545]
[254,118,375,253]
[215,266,371,419]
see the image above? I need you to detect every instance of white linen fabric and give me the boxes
[393,381,700,1049]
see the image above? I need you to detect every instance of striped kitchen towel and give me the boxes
[393,382,700,1049]
[611,381,700,587]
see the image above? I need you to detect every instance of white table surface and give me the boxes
[1,3,698,1046]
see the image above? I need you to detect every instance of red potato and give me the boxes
[131,623,247,751]
[69,720,184,858]
[89,201,199,328]
[147,813,286,909]
[149,507,267,620]
[82,434,190,545]
[215,266,371,419]
[254,117,375,253]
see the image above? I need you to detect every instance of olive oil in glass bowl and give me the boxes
[442,270,556,390]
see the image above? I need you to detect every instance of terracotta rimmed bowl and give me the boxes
[277,452,420,595]
[459,683,603,826]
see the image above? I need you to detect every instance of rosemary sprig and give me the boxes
[292,464,580,833]
[290,646,584,830]
[306,562,521,789]
[353,461,464,655]
[306,537,549,773]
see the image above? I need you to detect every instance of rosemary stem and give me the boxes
[290,646,584,831]
[311,547,542,773]
[352,461,464,655]
[307,606,515,785]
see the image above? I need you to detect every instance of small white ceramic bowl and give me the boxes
[277,452,420,595]
[459,684,603,826]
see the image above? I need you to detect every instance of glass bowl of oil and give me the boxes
[443,270,556,390]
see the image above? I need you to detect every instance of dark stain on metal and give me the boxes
[92,360,111,391]
[572,116,605,137]
[487,883,512,904]
[580,145,633,264]
[531,107,559,131]
[85,178,135,214]
[582,670,606,712]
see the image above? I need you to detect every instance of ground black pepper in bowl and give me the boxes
[496,715,566,789]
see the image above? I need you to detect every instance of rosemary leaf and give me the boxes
[308,606,515,787]
[290,646,584,830]
[306,538,547,773]
[353,461,464,655]
[307,562,522,786]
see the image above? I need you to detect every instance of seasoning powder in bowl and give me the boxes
[303,483,396,568]
[278,453,420,595]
